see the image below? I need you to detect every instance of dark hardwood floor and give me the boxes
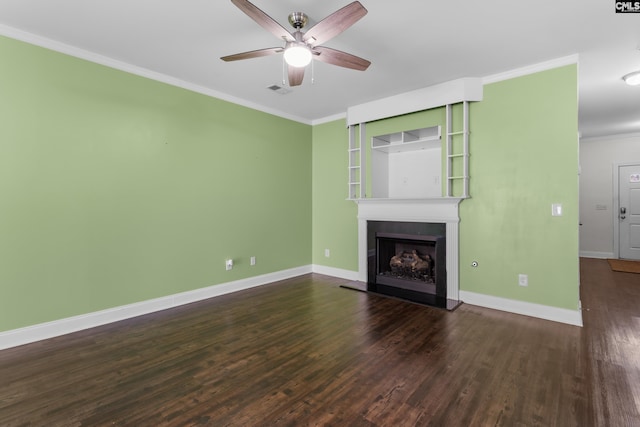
[0,258,639,426]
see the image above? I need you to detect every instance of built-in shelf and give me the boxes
[370,125,442,199]
[445,102,470,198]
[348,99,473,200]
[372,126,441,153]
[348,124,366,200]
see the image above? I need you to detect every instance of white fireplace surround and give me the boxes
[356,198,463,301]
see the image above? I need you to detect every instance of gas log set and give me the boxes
[368,221,447,308]
[386,250,434,282]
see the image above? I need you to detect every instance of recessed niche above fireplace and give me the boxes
[346,81,477,201]
[371,126,442,199]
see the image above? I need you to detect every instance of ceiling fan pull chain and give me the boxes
[312,58,315,84]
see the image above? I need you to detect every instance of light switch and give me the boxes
[552,203,563,216]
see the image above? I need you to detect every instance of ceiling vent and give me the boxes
[267,84,292,95]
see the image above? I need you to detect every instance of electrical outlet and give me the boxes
[518,274,528,287]
[225,259,233,271]
[325,249,330,258]
[250,256,256,266]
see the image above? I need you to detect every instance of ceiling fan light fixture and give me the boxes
[223,0,370,85]
[284,44,312,68]
[623,70,640,86]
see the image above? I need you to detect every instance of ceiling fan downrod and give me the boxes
[288,12,308,30]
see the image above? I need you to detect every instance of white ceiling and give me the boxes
[0,0,639,139]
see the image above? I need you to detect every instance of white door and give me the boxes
[619,164,640,260]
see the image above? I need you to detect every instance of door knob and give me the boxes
[621,206,627,220]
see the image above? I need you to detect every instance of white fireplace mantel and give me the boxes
[356,197,464,301]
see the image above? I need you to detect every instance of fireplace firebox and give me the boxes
[367,221,447,308]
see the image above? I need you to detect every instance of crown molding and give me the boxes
[482,54,579,85]
[0,24,312,125]
[0,24,581,128]
[311,112,347,126]
[580,131,640,143]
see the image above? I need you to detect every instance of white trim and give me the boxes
[346,78,483,126]
[612,161,640,260]
[482,54,579,85]
[312,265,359,281]
[459,290,583,327]
[579,251,614,259]
[311,112,347,126]
[355,198,463,301]
[614,163,621,259]
[0,265,312,351]
[0,25,580,128]
[580,131,640,144]
[0,24,311,126]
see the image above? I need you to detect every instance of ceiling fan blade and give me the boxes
[313,46,370,71]
[221,47,283,62]
[288,65,305,86]
[303,1,367,46]
[231,0,295,42]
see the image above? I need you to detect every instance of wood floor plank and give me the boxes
[0,262,639,425]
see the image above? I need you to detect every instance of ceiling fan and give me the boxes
[220,0,371,86]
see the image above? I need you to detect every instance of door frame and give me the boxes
[612,161,640,259]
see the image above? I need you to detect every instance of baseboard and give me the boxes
[0,265,313,351]
[459,290,583,327]
[311,265,359,281]
[579,251,614,259]
[3,267,582,350]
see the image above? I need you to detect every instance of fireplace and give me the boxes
[356,198,462,310]
[367,221,447,307]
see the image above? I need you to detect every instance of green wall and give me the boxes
[460,65,579,310]
[0,36,312,332]
[311,121,358,268]
[0,33,579,334]
[312,65,580,311]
